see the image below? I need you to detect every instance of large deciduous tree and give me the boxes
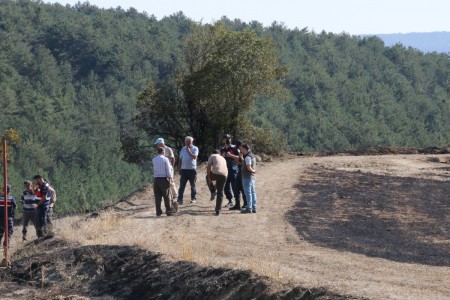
[123,22,288,162]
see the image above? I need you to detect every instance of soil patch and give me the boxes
[288,168,450,266]
[5,238,357,300]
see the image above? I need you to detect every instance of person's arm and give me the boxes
[168,148,175,168]
[178,149,183,174]
[226,151,240,161]
[48,186,56,204]
[165,158,172,182]
[245,157,256,174]
[186,146,198,160]
[37,194,47,206]
[207,164,212,184]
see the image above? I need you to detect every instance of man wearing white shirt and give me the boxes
[177,136,199,205]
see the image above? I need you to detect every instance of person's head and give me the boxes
[212,149,220,155]
[157,147,165,155]
[223,134,231,145]
[234,140,242,148]
[239,143,250,154]
[185,136,194,146]
[33,174,45,185]
[5,184,11,194]
[154,137,165,147]
[24,180,32,189]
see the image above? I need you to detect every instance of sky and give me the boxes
[46,0,450,35]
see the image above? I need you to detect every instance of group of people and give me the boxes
[151,135,257,216]
[0,175,56,248]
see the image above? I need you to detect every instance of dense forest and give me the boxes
[0,0,449,212]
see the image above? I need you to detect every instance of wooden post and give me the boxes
[1,137,9,267]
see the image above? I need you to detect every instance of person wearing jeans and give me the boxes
[177,136,199,204]
[239,143,257,214]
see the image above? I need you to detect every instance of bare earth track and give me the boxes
[1,148,450,299]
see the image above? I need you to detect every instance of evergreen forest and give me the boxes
[1,0,449,213]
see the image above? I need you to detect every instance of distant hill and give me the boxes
[375,32,450,53]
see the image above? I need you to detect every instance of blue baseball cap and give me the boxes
[154,138,164,145]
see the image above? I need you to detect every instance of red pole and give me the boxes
[2,137,8,265]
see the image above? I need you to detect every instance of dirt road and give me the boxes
[8,152,450,299]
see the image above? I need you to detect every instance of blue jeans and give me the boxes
[178,169,197,203]
[242,178,256,212]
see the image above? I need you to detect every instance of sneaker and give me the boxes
[229,205,240,210]
[215,210,220,216]
[252,210,256,213]
[210,191,217,201]
[178,201,183,205]
[190,199,197,204]
[241,209,252,214]
[224,202,233,207]
[172,200,179,213]
[241,206,247,210]
[167,211,175,216]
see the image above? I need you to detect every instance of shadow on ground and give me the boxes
[287,168,450,266]
[4,239,359,300]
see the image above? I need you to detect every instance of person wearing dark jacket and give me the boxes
[34,175,52,238]
[21,180,38,241]
[0,184,17,247]
[220,134,241,208]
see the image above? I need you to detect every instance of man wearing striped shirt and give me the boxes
[21,180,38,241]
[152,147,175,217]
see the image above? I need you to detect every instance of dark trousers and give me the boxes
[22,210,37,237]
[178,169,197,203]
[36,205,49,237]
[0,218,14,246]
[236,171,247,208]
[154,177,171,216]
[207,173,227,212]
[224,169,239,203]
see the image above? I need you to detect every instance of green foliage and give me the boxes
[0,1,449,213]
[129,23,289,159]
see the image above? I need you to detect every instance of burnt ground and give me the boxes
[1,146,449,299]
[287,168,450,267]
[1,238,358,300]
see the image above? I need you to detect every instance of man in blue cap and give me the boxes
[0,184,17,247]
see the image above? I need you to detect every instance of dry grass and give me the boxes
[53,209,286,281]
[10,153,450,299]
